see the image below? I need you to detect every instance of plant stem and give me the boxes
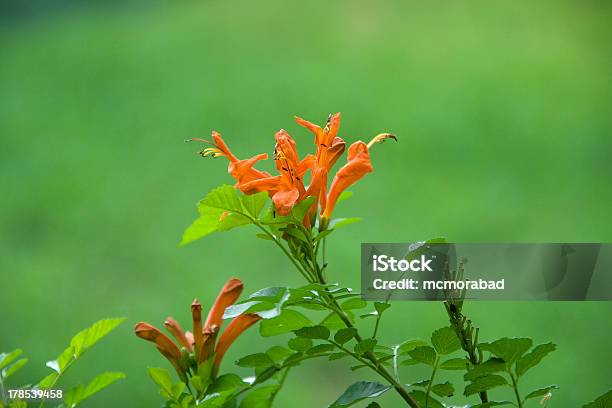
[424,357,439,408]
[510,372,523,408]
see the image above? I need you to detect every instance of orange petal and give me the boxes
[211,131,238,162]
[295,116,323,144]
[228,153,271,186]
[272,187,300,216]
[213,314,261,373]
[191,299,203,358]
[240,175,282,195]
[322,141,372,220]
[163,317,191,350]
[134,322,181,365]
[197,326,218,364]
[204,278,244,330]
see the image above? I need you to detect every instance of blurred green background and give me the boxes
[1,0,611,406]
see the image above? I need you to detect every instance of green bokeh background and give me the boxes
[1,1,611,406]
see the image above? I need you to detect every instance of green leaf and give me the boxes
[408,390,444,408]
[64,372,125,407]
[464,358,506,381]
[407,346,437,366]
[397,339,428,355]
[334,328,358,345]
[340,298,367,311]
[373,302,391,315]
[266,346,293,364]
[320,311,355,330]
[38,372,58,389]
[337,191,353,203]
[329,381,390,407]
[70,318,125,358]
[259,310,312,337]
[1,358,27,379]
[329,218,361,229]
[432,381,454,397]
[0,350,23,371]
[516,342,556,377]
[148,367,174,398]
[365,403,381,408]
[471,402,513,408]
[408,379,430,388]
[524,385,558,400]
[241,191,268,218]
[291,196,317,223]
[431,327,461,355]
[294,325,330,340]
[239,385,279,408]
[440,358,468,371]
[479,337,532,366]
[200,185,243,213]
[464,375,508,396]
[354,339,377,355]
[583,389,612,408]
[307,344,335,355]
[235,353,274,368]
[288,337,313,352]
[180,208,224,245]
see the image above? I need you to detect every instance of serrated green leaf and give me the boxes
[259,310,312,337]
[235,353,274,368]
[266,346,293,363]
[241,191,268,218]
[0,350,23,371]
[307,344,335,355]
[334,328,357,345]
[200,185,243,212]
[180,207,224,245]
[397,339,428,355]
[583,389,612,408]
[340,298,367,311]
[479,337,532,366]
[294,325,330,340]
[432,381,454,397]
[407,346,437,366]
[516,342,556,377]
[65,372,125,407]
[524,385,558,400]
[354,339,377,355]
[408,390,444,408]
[1,358,27,379]
[148,367,174,397]
[329,381,390,407]
[70,318,125,358]
[440,358,468,371]
[464,375,508,396]
[464,358,506,381]
[288,338,312,352]
[239,384,279,408]
[431,327,461,355]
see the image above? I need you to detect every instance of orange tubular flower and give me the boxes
[213,313,261,374]
[295,113,346,212]
[189,132,270,189]
[240,130,312,215]
[321,141,373,224]
[134,278,259,378]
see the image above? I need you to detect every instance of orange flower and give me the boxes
[321,141,373,224]
[135,278,261,378]
[189,132,270,189]
[295,113,346,213]
[240,130,313,215]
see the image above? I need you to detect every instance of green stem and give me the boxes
[510,372,523,408]
[424,357,439,408]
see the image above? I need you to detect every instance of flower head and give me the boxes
[192,113,394,222]
[135,278,260,378]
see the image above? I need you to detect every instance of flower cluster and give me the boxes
[134,278,260,378]
[190,113,395,227]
